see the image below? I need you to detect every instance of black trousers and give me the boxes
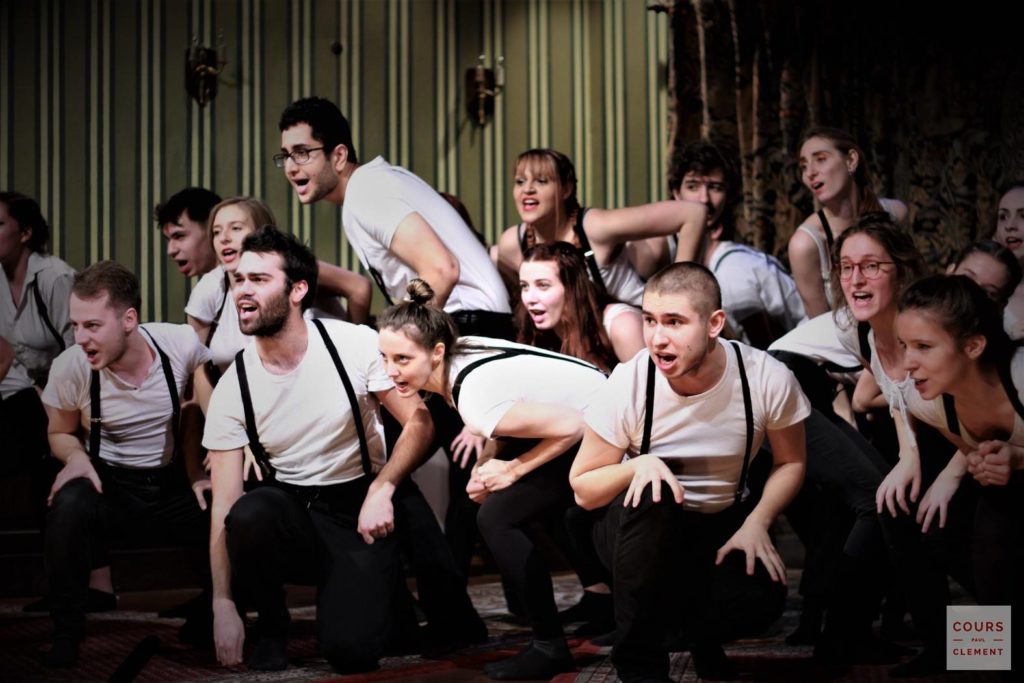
[593,483,785,681]
[224,477,400,673]
[45,463,209,640]
[476,446,576,640]
[0,387,49,476]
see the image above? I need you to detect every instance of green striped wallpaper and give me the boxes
[2,0,669,321]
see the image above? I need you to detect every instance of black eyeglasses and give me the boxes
[272,147,325,168]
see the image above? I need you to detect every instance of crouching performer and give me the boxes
[569,262,809,682]
[203,227,434,673]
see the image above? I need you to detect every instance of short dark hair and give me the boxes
[667,140,741,239]
[644,261,723,320]
[279,97,359,164]
[153,187,222,228]
[0,192,50,253]
[72,261,142,314]
[240,226,319,311]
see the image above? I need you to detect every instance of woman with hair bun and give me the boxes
[789,127,908,317]
[894,274,1024,674]
[378,279,608,680]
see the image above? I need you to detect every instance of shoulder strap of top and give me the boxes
[451,345,599,410]
[234,348,274,478]
[518,223,529,256]
[942,394,960,436]
[140,327,182,462]
[311,319,372,476]
[857,321,872,364]
[571,209,609,297]
[89,370,101,459]
[998,362,1024,421]
[817,209,835,255]
[31,275,66,351]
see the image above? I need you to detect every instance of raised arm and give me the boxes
[208,447,246,666]
[316,260,373,325]
[583,200,707,263]
[389,212,461,308]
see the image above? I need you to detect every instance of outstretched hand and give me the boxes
[623,454,684,508]
[715,518,786,583]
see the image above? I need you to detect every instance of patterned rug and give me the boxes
[0,573,1004,682]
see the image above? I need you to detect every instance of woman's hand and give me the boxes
[916,469,962,533]
[966,440,1022,487]
[476,458,520,493]
[450,427,485,469]
[876,456,921,517]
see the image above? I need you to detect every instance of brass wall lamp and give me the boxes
[186,34,226,107]
[465,54,505,126]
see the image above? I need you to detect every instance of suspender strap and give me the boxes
[89,371,101,459]
[731,341,755,504]
[639,343,754,504]
[311,319,373,476]
[571,209,609,297]
[518,223,530,255]
[233,348,274,477]
[31,277,66,351]
[202,272,231,386]
[141,328,181,461]
[857,321,872,364]
[368,267,395,306]
[998,363,1024,421]
[451,346,599,410]
[941,394,960,436]
[88,328,181,461]
[710,248,742,274]
[817,209,835,255]
[640,357,656,454]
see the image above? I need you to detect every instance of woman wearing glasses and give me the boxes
[789,127,907,318]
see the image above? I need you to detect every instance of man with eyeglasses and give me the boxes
[276,97,510,333]
[669,140,805,349]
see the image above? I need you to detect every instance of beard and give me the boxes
[240,288,291,337]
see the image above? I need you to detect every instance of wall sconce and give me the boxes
[465,54,505,126]
[185,34,226,107]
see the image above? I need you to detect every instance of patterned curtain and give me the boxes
[664,0,1024,267]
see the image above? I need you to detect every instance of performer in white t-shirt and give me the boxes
[569,262,809,682]
[40,261,213,668]
[668,141,805,348]
[378,280,607,680]
[276,96,511,334]
[203,227,439,674]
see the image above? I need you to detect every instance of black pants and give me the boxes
[224,477,399,673]
[0,387,49,476]
[476,446,576,640]
[593,483,785,681]
[45,463,209,640]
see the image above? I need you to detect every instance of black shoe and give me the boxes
[247,636,288,671]
[483,642,575,680]
[889,648,945,678]
[558,591,612,624]
[43,637,79,668]
[25,589,117,614]
[691,642,738,680]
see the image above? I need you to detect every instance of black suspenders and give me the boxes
[640,341,755,505]
[368,267,395,306]
[234,319,374,478]
[940,363,1024,437]
[88,327,180,461]
[31,276,66,352]
[451,345,601,410]
[202,271,232,385]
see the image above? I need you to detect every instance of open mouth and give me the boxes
[811,181,825,193]
[393,379,411,393]
[520,199,539,211]
[1005,236,1022,250]
[220,248,238,263]
[653,352,678,371]
[292,178,311,196]
[238,299,258,322]
[174,259,191,274]
[851,291,873,306]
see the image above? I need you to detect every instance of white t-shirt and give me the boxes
[768,310,863,375]
[41,324,212,468]
[602,302,641,339]
[343,157,510,315]
[597,244,647,308]
[905,348,1024,449]
[203,319,392,486]
[585,340,811,513]
[0,252,76,383]
[709,240,806,343]
[448,336,607,439]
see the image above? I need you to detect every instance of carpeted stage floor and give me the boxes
[0,572,1003,683]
